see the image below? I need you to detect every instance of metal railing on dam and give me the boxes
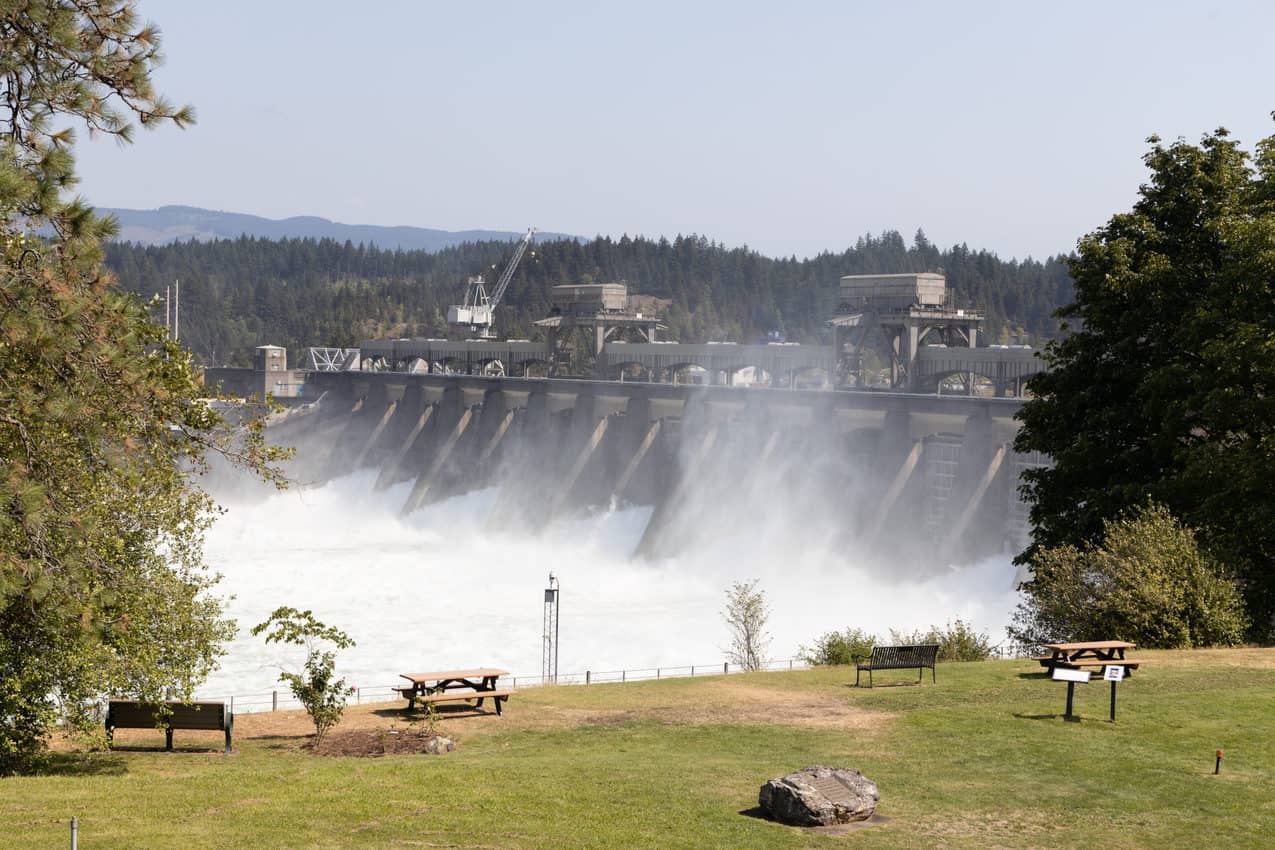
[263,371,1041,566]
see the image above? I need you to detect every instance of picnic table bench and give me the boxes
[855,644,939,687]
[397,668,514,716]
[106,700,233,753]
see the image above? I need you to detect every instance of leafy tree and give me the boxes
[1015,125,1275,637]
[722,579,770,672]
[0,1,281,772]
[1011,503,1248,649]
[251,608,356,744]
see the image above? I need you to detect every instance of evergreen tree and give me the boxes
[0,1,283,772]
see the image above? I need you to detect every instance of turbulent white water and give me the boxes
[198,469,1020,703]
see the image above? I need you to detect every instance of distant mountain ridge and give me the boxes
[98,205,575,251]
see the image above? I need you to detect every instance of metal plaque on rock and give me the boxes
[811,774,857,803]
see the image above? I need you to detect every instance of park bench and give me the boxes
[106,700,233,754]
[854,644,940,687]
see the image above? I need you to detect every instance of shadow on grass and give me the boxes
[373,704,500,720]
[1013,712,1083,723]
[255,734,313,750]
[107,744,233,755]
[35,752,129,777]
[738,807,892,832]
[371,707,410,719]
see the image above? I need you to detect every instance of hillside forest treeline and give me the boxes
[104,229,1073,367]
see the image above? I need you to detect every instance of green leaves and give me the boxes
[1012,503,1248,649]
[251,607,357,651]
[1016,125,1275,638]
[252,608,355,743]
[0,2,283,773]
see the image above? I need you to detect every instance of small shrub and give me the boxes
[1011,503,1249,649]
[251,607,356,743]
[798,628,877,666]
[889,618,994,662]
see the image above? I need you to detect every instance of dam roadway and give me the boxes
[269,371,1040,568]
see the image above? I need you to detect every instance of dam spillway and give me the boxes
[266,371,1039,570]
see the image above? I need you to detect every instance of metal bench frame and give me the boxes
[106,700,233,754]
[855,644,940,687]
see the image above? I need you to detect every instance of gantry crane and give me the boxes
[446,227,536,338]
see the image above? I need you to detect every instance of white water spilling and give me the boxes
[198,469,1020,702]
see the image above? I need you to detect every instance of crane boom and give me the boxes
[487,227,536,311]
[446,226,536,338]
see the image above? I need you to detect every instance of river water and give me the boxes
[197,469,1020,703]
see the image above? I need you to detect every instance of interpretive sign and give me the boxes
[1103,665,1124,681]
[1052,667,1091,683]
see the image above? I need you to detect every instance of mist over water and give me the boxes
[198,464,1020,700]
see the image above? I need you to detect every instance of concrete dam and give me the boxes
[266,370,1041,569]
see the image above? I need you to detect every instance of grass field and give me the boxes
[5,649,1273,849]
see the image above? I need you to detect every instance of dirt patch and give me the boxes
[651,679,896,731]
[311,728,450,757]
[189,674,896,751]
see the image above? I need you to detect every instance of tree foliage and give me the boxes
[1015,125,1275,637]
[722,579,770,672]
[251,607,355,744]
[1011,503,1248,649]
[0,1,280,773]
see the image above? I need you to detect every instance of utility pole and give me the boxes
[173,279,179,343]
[165,284,171,337]
[542,573,559,684]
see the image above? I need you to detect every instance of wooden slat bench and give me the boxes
[401,689,516,716]
[106,700,233,754]
[855,644,940,687]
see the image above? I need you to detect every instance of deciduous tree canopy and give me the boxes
[1015,125,1275,638]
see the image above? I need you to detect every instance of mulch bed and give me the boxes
[310,728,450,757]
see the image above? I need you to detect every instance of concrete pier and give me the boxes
[271,371,1036,565]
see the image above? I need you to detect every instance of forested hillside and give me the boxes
[104,230,1073,367]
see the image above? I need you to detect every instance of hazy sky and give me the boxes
[75,1,1275,261]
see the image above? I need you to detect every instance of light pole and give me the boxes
[542,573,560,684]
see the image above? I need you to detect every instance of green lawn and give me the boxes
[5,649,1273,849]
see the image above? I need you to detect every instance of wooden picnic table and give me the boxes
[1045,640,1135,663]
[1039,641,1144,720]
[396,668,512,714]
[1039,641,1142,677]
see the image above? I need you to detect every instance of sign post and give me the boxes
[1103,664,1124,721]
[1051,667,1090,718]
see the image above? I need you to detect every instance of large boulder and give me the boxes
[758,766,878,826]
